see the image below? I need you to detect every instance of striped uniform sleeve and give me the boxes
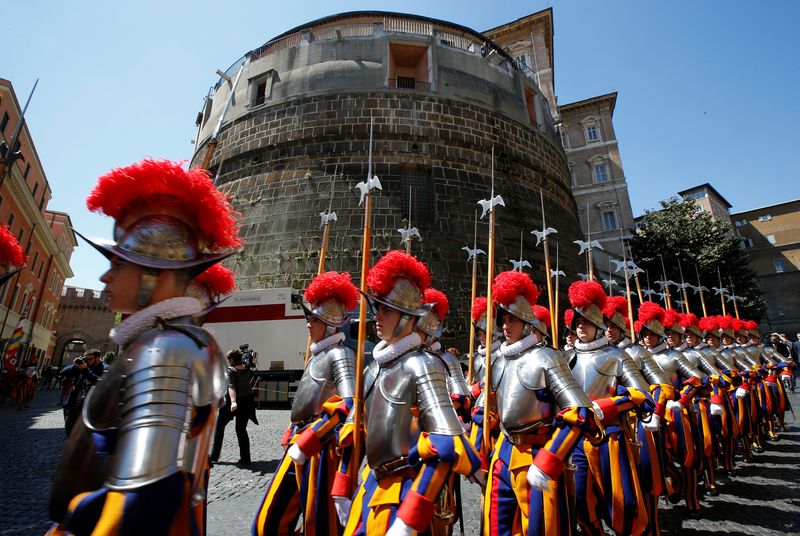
[593,385,655,425]
[532,406,601,480]
[293,395,353,458]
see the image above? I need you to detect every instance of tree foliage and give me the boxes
[630,197,764,320]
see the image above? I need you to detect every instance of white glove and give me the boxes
[333,496,352,527]
[735,387,748,399]
[710,403,723,416]
[591,401,605,422]
[642,413,661,432]
[386,517,414,536]
[666,400,683,412]
[287,443,308,464]
[526,463,553,491]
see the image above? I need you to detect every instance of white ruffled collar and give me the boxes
[310,332,345,354]
[617,337,632,349]
[649,342,668,354]
[575,335,609,352]
[111,297,203,347]
[500,333,539,358]
[694,341,707,350]
[675,342,689,352]
[373,333,423,365]
[478,339,502,356]
[427,341,442,353]
[739,342,752,348]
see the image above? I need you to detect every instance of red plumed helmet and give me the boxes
[568,280,606,329]
[679,312,703,337]
[424,288,450,321]
[662,308,684,334]
[731,318,747,335]
[303,271,359,328]
[0,224,25,268]
[698,316,720,337]
[87,159,241,251]
[743,319,761,339]
[603,295,628,332]
[532,305,552,337]
[493,270,539,325]
[564,308,576,332]
[305,271,359,311]
[194,264,236,297]
[637,302,665,336]
[367,250,431,316]
[471,296,488,323]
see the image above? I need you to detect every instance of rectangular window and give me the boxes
[400,164,435,226]
[593,164,608,183]
[758,215,772,222]
[16,228,23,243]
[601,211,617,231]
[734,219,747,227]
[774,259,786,273]
[524,90,538,130]
[569,166,577,187]
[7,213,14,227]
[388,43,431,91]
[31,182,38,199]
[0,112,9,133]
[683,190,707,201]
[23,163,30,179]
[560,129,569,149]
[585,125,600,143]
[31,251,39,272]
[739,238,753,249]
[767,234,776,244]
[250,71,275,107]
[38,260,44,279]
[24,239,32,255]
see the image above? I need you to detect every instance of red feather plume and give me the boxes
[602,295,628,319]
[698,316,718,333]
[424,288,449,321]
[471,296,488,322]
[634,320,643,333]
[731,318,746,333]
[568,280,607,310]
[86,159,241,251]
[637,302,664,326]
[662,309,681,329]
[717,315,734,331]
[564,308,575,327]
[305,271,359,311]
[679,313,700,330]
[744,319,758,331]
[193,264,236,296]
[533,305,551,328]
[0,224,25,267]
[367,250,430,299]
[492,271,540,307]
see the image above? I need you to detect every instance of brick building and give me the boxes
[192,11,589,343]
[0,78,76,368]
[52,286,117,368]
[731,199,800,336]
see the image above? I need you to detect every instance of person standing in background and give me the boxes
[210,349,257,466]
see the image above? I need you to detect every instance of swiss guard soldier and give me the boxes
[567,281,652,536]
[47,159,241,536]
[604,295,670,536]
[418,288,471,425]
[334,251,480,536]
[483,271,598,536]
[253,271,358,536]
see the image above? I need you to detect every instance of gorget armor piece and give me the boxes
[651,346,703,387]
[291,344,356,424]
[492,344,590,434]
[622,344,670,386]
[437,350,471,398]
[723,346,756,371]
[362,349,462,469]
[571,343,650,400]
[759,345,781,365]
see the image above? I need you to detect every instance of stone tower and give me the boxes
[192,11,585,344]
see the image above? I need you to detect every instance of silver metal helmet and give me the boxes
[495,294,539,328]
[77,215,231,275]
[301,298,350,328]
[365,277,431,318]
[418,309,443,338]
[573,302,606,331]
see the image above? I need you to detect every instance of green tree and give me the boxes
[630,197,764,320]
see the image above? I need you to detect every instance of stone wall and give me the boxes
[208,90,585,347]
[52,287,116,367]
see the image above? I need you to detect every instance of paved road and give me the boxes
[1,387,799,535]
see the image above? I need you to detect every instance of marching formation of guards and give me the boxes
[35,158,795,536]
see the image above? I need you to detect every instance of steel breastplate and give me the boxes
[364,349,461,469]
[291,345,355,423]
[714,347,738,371]
[492,347,553,432]
[653,350,680,386]
[571,346,622,400]
[101,322,226,490]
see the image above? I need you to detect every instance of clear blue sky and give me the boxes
[3,1,798,289]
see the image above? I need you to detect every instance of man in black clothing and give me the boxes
[62,349,106,435]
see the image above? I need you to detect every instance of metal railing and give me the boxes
[384,16,433,35]
[387,78,432,91]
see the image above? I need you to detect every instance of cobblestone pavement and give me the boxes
[2,388,799,535]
